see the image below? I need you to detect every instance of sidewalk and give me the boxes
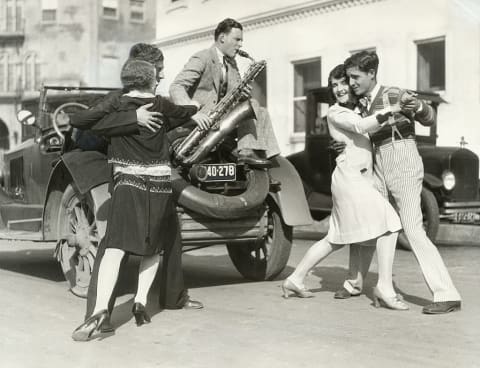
[294,216,480,246]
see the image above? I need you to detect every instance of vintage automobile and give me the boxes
[287,87,480,249]
[0,84,312,297]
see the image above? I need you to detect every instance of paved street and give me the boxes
[0,238,479,368]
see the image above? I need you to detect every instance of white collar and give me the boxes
[124,90,155,98]
[215,47,226,64]
[368,83,381,101]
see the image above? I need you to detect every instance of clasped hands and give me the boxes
[380,90,422,126]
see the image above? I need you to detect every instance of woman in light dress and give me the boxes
[282,64,408,310]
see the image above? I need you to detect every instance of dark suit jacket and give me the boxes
[70,90,137,131]
[169,45,242,113]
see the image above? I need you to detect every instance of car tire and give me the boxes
[172,168,270,219]
[56,184,102,298]
[397,187,440,251]
[226,199,292,281]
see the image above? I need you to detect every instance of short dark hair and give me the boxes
[344,50,379,77]
[128,43,164,64]
[214,18,243,41]
[328,64,347,102]
[120,59,156,92]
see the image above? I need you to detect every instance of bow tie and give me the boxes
[358,97,368,108]
[358,93,372,107]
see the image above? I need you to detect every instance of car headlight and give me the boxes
[442,170,456,190]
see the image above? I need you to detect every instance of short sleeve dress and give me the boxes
[92,95,197,256]
[326,103,401,245]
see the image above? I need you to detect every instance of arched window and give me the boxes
[0,119,10,150]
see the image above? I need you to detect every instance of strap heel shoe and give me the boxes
[372,287,409,311]
[72,310,110,342]
[281,278,314,299]
[132,302,151,326]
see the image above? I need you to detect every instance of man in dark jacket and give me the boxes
[71,43,203,333]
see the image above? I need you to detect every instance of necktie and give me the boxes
[219,56,229,99]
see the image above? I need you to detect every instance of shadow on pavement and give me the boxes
[0,247,64,282]
[0,248,248,288]
[113,253,252,298]
[310,266,431,307]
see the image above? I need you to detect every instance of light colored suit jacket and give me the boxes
[169,45,242,113]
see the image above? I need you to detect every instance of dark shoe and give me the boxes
[422,301,461,314]
[99,315,115,333]
[132,302,151,326]
[72,310,110,342]
[238,152,272,169]
[333,287,361,299]
[182,297,204,310]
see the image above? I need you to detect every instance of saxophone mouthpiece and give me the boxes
[237,49,254,61]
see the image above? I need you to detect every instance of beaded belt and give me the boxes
[112,163,172,193]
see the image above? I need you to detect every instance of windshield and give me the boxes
[20,89,115,142]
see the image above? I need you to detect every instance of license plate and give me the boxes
[203,163,236,182]
[452,212,480,224]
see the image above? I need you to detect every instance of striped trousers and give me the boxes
[345,139,461,302]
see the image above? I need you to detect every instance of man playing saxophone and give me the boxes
[169,18,280,168]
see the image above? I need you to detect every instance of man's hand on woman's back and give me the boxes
[136,103,163,132]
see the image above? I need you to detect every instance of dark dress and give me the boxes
[92,95,197,256]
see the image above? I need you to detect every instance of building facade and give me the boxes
[154,0,480,167]
[0,0,156,157]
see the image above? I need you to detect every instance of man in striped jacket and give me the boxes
[335,50,461,314]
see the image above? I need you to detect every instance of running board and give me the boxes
[0,229,44,241]
[7,217,42,230]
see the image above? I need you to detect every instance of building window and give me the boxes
[293,58,321,133]
[4,0,24,32]
[41,0,57,23]
[0,120,9,150]
[24,53,41,92]
[130,0,145,22]
[417,37,445,91]
[0,53,23,93]
[102,0,118,19]
[0,54,7,92]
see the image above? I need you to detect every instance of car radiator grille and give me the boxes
[451,152,479,201]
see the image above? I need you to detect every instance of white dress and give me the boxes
[326,103,401,244]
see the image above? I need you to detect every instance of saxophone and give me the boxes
[173,50,266,166]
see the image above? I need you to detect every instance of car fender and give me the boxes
[423,173,443,191]
[268,156,313,227]
[42,160,71,240]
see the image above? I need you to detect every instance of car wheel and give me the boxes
[56,184,101,298]
[226,200,292,280]
[398,187,440,251]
